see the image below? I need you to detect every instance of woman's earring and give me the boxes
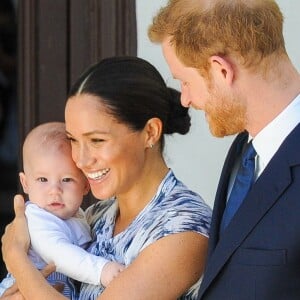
[149,143,154,148]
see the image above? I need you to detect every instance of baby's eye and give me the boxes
[62,178,73,183]
[37,177,47,182]
[67,136,76,143]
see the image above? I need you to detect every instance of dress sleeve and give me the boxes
[25,204,109,285]
[135,192,212,253]
[162,195,212,238]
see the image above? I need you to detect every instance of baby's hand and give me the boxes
[100,261,125,287]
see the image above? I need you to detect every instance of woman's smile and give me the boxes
[86,168,110,181]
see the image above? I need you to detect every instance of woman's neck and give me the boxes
[113,160,169,235]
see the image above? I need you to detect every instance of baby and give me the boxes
[0,122,124,299]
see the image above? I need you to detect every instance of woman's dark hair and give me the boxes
[68,56,191,150]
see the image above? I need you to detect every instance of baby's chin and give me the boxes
[45,207,76,220]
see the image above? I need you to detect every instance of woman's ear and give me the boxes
[144,117,163,149]
[83,179,90,196]
[19,172,29,194]
[209,55,235,86]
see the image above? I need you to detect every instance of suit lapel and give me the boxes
[199,124,300,298]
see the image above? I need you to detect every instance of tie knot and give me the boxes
[242,141,256,167]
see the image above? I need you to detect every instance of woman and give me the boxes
[1,56,211,299]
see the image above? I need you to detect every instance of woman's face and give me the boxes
[65,94,147,200]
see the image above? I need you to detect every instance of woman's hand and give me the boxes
[0,264,60,300]
[1,196,66,300]
[0,290,24,300]
[0,282,24,300]
[1,195,29,273]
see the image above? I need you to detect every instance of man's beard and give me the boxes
[205,85,247,137]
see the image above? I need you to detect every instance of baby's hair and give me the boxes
[22,122,70,170]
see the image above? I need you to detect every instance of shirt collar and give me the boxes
[252,93,300,175]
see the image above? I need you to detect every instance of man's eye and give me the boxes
[91,138,104,143]
[38,177,47,182]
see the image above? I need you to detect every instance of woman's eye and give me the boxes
[62,178,73,183]
[37,177,47,182]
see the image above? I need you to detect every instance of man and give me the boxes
[149,0,300,299]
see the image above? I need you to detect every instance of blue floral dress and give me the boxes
[79,170,212,299]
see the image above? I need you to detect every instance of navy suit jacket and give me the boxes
[198,123,300,300]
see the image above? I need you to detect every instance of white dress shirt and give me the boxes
[252,93,300,178]
[227,93,300,198]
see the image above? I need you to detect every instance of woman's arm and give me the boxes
[1,195,67,300]
[0,264,62,300]
[2,196,208,299]
[99,231,208,300]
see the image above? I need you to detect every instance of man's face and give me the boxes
[162,38,209,110]
[204,80,246,137]
[162,38,246,137]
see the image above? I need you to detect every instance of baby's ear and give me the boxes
[19,172,29,194]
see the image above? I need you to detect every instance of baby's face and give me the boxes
[20,148,89,219]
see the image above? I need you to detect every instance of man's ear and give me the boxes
[209,55,235,85]
[19,172,29,194]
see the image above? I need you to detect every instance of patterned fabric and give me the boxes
[46,272,78,299]
[79,170,212,300]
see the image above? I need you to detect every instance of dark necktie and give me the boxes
[220,141,256,232]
